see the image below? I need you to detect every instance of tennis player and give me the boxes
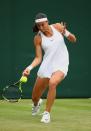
[23,13,76,123]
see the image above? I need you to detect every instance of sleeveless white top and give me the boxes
[37,25,69,78]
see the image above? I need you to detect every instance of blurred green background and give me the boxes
[0,0,91,98]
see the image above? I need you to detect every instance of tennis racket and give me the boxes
[2,80,23,102]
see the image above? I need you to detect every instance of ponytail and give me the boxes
[32,24,39,33]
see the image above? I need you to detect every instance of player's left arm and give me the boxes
[53,23,77,43]
[64,29,77,43]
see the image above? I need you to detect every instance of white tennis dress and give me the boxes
[37,25,69,78]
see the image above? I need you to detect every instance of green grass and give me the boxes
[0,99,91,131]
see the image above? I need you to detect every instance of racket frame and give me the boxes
[2,80,23,102]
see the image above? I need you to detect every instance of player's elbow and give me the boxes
[38,58,42,64]
[36,57,42,64]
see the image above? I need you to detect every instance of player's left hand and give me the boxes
[60,22,67,34]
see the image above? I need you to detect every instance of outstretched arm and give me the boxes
[29,35,42,68]
[23,34,42,76]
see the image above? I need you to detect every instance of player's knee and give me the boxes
[49,80,57,89]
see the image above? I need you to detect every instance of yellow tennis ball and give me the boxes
[20,76,27,83]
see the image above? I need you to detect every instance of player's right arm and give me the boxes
[30,34,42,67]
[23,34,42,76]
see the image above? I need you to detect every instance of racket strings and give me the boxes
[2,85,22,102]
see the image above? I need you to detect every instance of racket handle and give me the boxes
[13,81,20,85]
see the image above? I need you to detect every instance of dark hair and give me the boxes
[32,13,48,33]
[35,13,47,20]
[32,23,39,33]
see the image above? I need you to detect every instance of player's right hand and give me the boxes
[22,68,30,76]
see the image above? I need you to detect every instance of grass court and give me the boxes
[0,99,91,131]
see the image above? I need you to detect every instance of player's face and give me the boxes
[36,21,49,32]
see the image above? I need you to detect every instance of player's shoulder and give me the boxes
[52,23,61,29]
[51,23,62,32]
[34,33,42,45]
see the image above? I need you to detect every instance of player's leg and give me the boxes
[46,71,64,112]
[32,77,49,115]
[41,71,64,123]
[32,76,49,106]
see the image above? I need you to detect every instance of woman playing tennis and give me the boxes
[23,13,76,123]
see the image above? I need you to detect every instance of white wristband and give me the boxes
[64,30,70,37]
[27,65,33,71]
